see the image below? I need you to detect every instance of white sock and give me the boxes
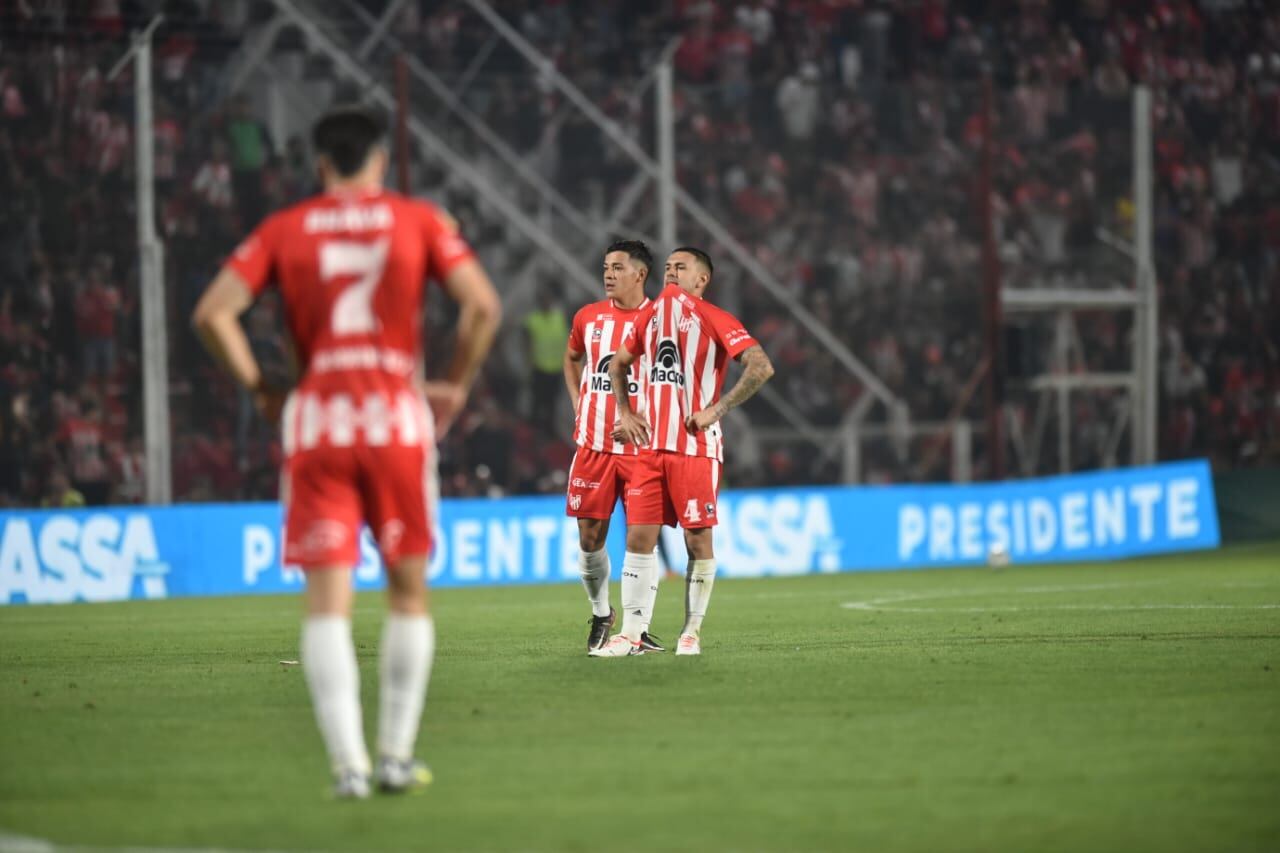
[619,550,655,641]
[682,558,717,637]
[638,549,661,636]
[302,615,370,776]
[579,548,611,618]
[377,613,435,762]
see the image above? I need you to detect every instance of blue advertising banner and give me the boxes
[0,460,1219,605]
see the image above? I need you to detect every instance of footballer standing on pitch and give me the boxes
[192,105,501,797]
[597,247,774,657]
[564,241,665,655]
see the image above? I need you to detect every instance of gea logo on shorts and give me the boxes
[650,340,684,385]
[588,355,639,395]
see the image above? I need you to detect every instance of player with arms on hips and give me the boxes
[597,247,775,657]
[191,106,501,798]
[564,240,665,654]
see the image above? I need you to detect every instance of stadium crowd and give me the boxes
[1,0,1277,507]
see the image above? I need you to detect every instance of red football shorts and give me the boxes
[625,451,722,529]
[282,443,436,570]
[566,447,644,520]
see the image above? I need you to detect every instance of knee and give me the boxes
[388,586,429,616]
[578,521,607,553]
[626,527,659,554]
[386,562,429,614]
[684,530,714,561]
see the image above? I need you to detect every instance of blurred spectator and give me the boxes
[40,468,86,509]
[75,261,120,381]
[523,283,569,436]
[776,62,822,144]
[56,394,110,505]
[0,404,26,506]
[112,435,146,504]
[193,139,234,210]
[226,94,271,226]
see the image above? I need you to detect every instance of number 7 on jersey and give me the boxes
[320,237,390,336]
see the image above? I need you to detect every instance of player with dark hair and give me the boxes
[595,247,774,656]
[192,105,501,797]
[564,240,665,653]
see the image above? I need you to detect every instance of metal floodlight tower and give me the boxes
[1001,87,1158,474]
[109,15,171,504]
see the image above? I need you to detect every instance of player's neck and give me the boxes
[324,176,384,197]
[611,290,645,311]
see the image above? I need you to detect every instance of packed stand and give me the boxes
[0,3,265,507]
[3,1,1279,509]
[447,0,1278,478]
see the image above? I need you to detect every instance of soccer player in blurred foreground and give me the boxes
[563,241,666,654]
[192,106,500,797]
[600,248,774,656]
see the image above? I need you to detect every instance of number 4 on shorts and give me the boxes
[683,499,701,524]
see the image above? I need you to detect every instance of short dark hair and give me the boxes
[605,240,653,280]
[671,246,713,277]
[311,105,387,178]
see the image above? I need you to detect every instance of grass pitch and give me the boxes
[1,544,1278,852]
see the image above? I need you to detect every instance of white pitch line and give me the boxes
[840,578,1279,613]
[1005,581,1167,594]
[834,578,1280,612]
[0,831,53,853]
[839,580,1168,611]
[0,831,313,853]
[841,602,1280,613]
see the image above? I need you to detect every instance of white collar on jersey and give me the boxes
[323,186,386,201]
[610,296,650,312]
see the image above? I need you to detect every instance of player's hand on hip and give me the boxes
[611,411,650,447]
[685,407,720,432]
[421,380,468,439]
[253,384,287,426]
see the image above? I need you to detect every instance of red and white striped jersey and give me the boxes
[567,298,650,455]
[225,188,473,451]
[623,284,759,462]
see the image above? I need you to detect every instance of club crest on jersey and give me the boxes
[589,354,639,395]
[677,316,698,333]
[650,339,685,386]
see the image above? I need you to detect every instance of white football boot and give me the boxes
[675,634,701,656]
[333,768,371,800]
[588,634,643,657]
[375,756,433,794]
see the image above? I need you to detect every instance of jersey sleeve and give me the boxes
[224,215,281,297]
[420,202,475,283]
[702,303,758,358]
[566,307,586,354]
[623,301,656,355]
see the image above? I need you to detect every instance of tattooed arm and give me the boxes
[685,345,775,432]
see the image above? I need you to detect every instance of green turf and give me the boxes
[2,544,1278,852]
